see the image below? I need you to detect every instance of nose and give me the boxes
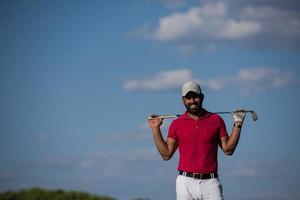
[188,97,196,103]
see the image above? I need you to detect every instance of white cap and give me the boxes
[181,81,202,96]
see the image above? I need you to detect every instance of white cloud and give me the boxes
[236,67,300,93]
[124,68,299,94]
[154,3,261,41]
[216,20,261,40]
[138,1,300,50]
[124,69,196,91]
[153,2,261,41]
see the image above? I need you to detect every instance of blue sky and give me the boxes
[0,0,300,199]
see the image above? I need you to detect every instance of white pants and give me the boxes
[176,175,223,200]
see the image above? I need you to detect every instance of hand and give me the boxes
[232,108,246,124]
[148,114,163,129]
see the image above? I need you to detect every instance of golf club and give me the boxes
[148,110,258,121]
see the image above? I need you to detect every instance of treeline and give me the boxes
[0,188,116,200]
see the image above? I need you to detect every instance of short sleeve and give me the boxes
[168,120,178,140]
[218,117,228,138]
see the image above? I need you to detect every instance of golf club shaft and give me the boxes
[214,110,254,114]
[148,110,257,121]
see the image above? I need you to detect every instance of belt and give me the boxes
[179,171,218,180]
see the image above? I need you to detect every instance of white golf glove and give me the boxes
[232,108,246,124]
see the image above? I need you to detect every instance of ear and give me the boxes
[200,93,204,102]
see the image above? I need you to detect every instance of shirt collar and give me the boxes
[181,109,211,119]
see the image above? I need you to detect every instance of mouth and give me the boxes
[189,104,198,109]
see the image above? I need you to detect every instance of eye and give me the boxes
[185,93,200,99]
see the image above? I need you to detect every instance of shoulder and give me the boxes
[208,112,223,121]
[170,112,188,127]
[175,112,189,121]
[205,111,225,125]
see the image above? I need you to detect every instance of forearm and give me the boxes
[151,128,171,160]
[225,124,242,155]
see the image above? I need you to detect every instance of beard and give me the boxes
[185,102,202,115]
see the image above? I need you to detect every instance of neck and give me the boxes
[187,108,205,120]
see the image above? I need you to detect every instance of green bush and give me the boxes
[0,188,116,200]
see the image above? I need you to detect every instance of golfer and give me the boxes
[148,81,245,200]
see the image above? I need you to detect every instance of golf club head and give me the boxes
[250,111,258,121]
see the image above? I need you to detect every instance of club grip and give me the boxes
[148,114,181,120]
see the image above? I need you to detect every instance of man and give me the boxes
[148,81,245,200]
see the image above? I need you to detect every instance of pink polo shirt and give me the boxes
[168,110,228,173]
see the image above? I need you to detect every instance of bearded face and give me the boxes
[183,92,203,115]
